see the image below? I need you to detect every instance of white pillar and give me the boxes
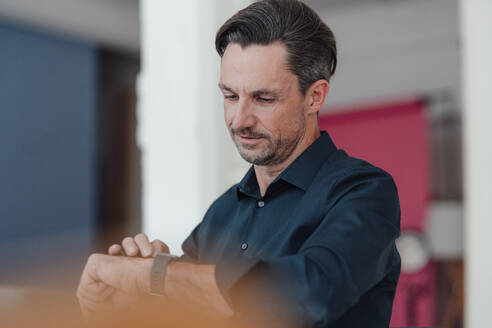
[138,0,251,254]
[460,1,492,327]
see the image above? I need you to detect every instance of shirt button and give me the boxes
[241,242,248,250]
[257,200,265,208]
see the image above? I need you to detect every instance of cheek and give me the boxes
[272,105,304,132]
[253,110,275,133]
[270,105,294,126]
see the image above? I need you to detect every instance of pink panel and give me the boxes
[319,100,432,230]
[391,263,437,326]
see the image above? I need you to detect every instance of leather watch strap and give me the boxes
[150,253,177,296]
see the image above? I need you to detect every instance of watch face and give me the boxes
[396,231,430,274]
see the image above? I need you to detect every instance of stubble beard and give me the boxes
[230,116,306,166]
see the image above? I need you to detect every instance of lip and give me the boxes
[237,135,263,144]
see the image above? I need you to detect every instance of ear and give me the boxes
[305,80,330,115]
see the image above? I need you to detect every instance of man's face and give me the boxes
[219,42,307,166]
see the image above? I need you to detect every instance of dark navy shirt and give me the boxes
[179,131,401,327]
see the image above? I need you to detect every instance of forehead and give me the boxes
[219,42,296,92]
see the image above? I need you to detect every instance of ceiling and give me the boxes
[305,0,416,11]
[0,0,140,52]
[0,0,421,54]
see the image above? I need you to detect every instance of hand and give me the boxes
[76,253,153,319]
[108,233,170,258]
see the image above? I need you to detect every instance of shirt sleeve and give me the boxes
[178,222,201,263]
[214,170,401,327]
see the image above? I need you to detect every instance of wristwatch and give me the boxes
[150,253,178,296]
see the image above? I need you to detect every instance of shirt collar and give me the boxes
[237,130,337,197]
[237,165,259,198]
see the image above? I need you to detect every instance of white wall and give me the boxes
[460,1,492,327]
[138,0,251,254]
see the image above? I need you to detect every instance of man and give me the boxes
[76,1,401,327]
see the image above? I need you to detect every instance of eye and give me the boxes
[224,94,238,101]
[256,96,275,103]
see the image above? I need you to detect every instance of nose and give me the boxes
[231,98,256,131]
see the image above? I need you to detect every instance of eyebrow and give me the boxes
[252,89,280,97]
[218,83,234,93]
[218,83,281,97]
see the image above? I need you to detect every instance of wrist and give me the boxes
[164,262,234,316]
[149,253,178,296]
[137,257,155,294]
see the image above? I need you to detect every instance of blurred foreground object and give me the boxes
[1,285,257,328]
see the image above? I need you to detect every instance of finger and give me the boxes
[134,233,153,257]
[110,290,138,309]
[108,244,123,256]
[77,282,114,304]
[80,298,114,320]
[151,240,170,256]
[80,302,94,319]
[122,237,138,256]
[80,297,111,313]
